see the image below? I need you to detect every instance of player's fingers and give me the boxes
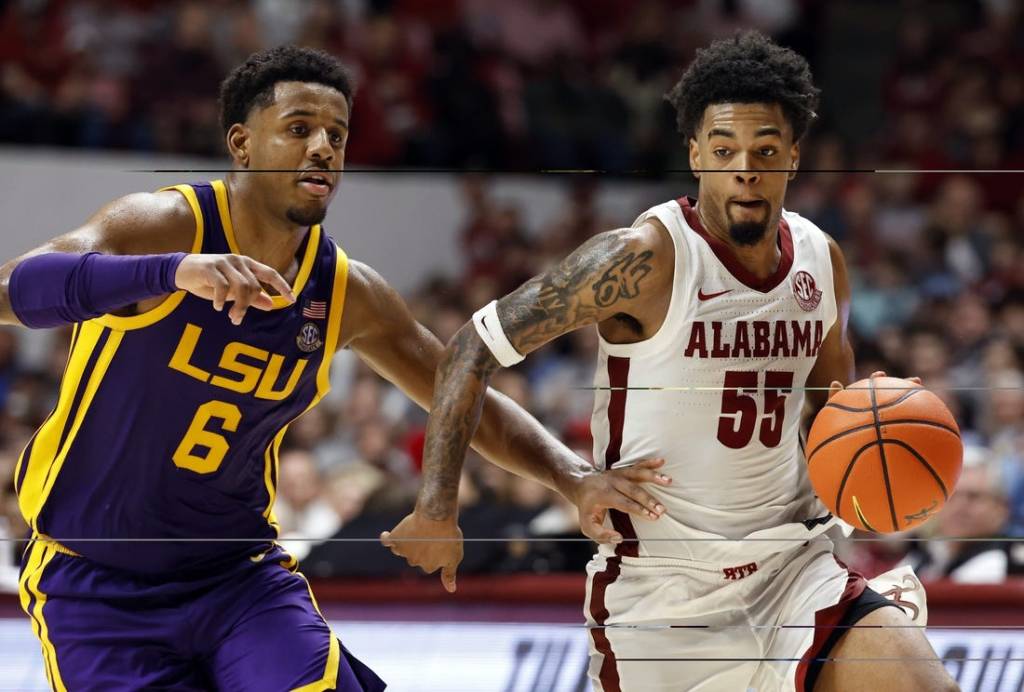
[909,376,923,385]
[828,380,843,399]
[605,491,659,521]
[379,532,407,559]
[581,520,623,544]
[441,564,458,593]
[245,258,295,304]
[619,459,672,486]
[215,262,251,324]
[870,370,887,378]
[612,481,666,518]
[222,260,263,324]
[209,267,230,312]
[232,261,275,312]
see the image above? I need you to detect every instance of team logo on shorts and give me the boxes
[792,271,822,311]
[296,322,323,353]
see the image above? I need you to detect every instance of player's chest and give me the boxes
[161,300,328,402]
[681,262,831,363]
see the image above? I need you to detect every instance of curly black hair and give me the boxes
[219,45,355,134]
[665,31,819,142]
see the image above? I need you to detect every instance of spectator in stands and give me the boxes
[906,447,1024,582]
[275,449,342,561]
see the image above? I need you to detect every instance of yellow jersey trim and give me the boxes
[20,541,67,692]
[21,324,125,529]
[13,323,80,497]
[18,323,104,522]
[94,183,205,330]
[35,535,81,558]
[290,572,340,692]
[211,179,321,309]
[260,245,349,527]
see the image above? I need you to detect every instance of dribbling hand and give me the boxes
[828,370,922,399]
[175,254,295,325]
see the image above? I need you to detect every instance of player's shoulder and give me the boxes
[782,207,843,254]
[781,207,827,238]
[95,189,197,255]
[341,258,401,319]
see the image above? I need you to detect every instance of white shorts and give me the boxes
[583,537,927,692]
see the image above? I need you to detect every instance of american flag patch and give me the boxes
[302,300,327,320]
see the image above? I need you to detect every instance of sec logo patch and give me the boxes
[296,322,323,353]
[792,271,822,311]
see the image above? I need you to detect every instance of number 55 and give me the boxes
[717,371,794,449]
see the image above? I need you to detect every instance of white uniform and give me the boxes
[583,197,926,691]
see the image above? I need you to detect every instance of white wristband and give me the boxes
[472,300,525,368]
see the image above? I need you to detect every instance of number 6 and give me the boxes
[172,401,242,474]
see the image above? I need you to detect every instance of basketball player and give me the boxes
[384,33,958,691]
[1,46,671,690]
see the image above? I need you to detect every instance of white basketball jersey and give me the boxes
[591,197,840,564]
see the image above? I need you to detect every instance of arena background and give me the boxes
[1,0,1023,690]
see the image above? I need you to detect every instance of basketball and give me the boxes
[806,376,963,533]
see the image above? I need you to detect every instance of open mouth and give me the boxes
[732,199,765,208]
[298,171,333,196]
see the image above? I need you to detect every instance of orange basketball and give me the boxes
[806,376,963,533]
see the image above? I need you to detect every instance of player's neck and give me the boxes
[224,176,309,275]
[695,201,782,281]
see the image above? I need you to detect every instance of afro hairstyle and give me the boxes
[665,31,820,142]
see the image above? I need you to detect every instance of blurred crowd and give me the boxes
[0,0,1023,585]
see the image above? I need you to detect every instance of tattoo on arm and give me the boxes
[498,232,655,354]
[418,325,500,520]
[592,250,654,307]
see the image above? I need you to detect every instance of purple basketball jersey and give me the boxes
[14,180,349,575]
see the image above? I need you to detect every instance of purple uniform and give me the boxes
[15,180,385,690]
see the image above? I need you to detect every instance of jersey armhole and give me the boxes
[598,206,688,358]
[809,221,839,336]
[92,184,205,331]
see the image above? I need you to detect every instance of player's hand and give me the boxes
[571,458,672,544]
[175,254,295,325]
[828,371,922,400]
[380,512,463,593]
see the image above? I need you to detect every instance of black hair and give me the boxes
[665,31,819,142]
[218,45,355,133]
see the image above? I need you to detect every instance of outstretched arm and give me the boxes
[0,191,292,328]
[417,225,668,517]
[368,225,671,588]
[339,258,671,522]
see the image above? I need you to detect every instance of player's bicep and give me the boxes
[494,228,661,358]
[342,262,445,409]
[0,191,194,324]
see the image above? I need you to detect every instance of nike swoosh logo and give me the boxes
[480,314,490,334]
[697,288,732,301]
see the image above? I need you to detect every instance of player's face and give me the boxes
[689,103,799,246]
[233,81,350,227]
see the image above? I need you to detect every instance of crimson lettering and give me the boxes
[683,320,824,359]
[752,321,771,357]
[731,322,751,358]
[684,322,708,358]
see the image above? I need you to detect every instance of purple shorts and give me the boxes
[19,539,385,691]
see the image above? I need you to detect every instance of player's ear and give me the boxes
[226,124,251,168]
[789,142,800,181]
[689,137,700,180]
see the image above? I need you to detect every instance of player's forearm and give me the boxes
[471,388,591,501]
[2,252,185,328]
[416,325,501,520]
